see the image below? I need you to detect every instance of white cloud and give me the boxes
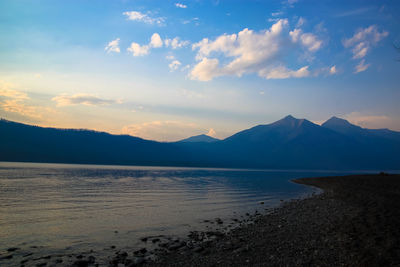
[343,25,388,60]
[52,94,119,107]
[127,33,162,57]
[352,42,368,59]
[175,3,187,8]
[330,65,337,75]
[190,19,318,81]
[271,11,283,17]
[127,34,189,57]
[169,60,182,71]
[164,37,190,49]
[121,121,208,141]
[190,58,221,81]
[150,33,163,48]
[207,128,217,137]
[289,29,322,52]
[354,59,370,73]
[127,42,150,56]
[123,11,165,25]
[105,38,120,53]
[259,66,310,79]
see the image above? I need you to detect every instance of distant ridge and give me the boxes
[178,134,220,143]
[1,116,399,170]
[322,116,400,142]
[322,116,365,135]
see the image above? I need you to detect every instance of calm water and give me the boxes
[0,162,353,265]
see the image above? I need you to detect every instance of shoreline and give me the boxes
[3,173,400,266]
[145,173,400,266]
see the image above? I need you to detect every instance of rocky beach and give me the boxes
[2,173,400,266]
[145,173,400,266]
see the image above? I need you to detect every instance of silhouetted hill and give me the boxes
[0,119,186,166]
[178,134,220,143]
[322,116,400,142]
[1,116,399,170]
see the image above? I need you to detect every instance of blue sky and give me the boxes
[0,0,399,141]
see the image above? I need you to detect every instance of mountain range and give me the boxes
[1,115,399,170]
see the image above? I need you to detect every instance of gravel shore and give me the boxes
[145,173,400,266]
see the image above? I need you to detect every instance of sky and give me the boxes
[0,0,400,141]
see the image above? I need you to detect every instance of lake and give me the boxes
[0,162,353,265]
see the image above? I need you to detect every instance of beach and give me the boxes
[145,173,400,266]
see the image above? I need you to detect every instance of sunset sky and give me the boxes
[1,0,399,141]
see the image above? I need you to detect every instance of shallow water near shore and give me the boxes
[0,162,354,265]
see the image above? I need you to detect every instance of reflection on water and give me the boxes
[0,162,350,263]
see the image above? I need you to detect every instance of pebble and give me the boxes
[72,260,89,267]
[193,246,204,253]
[0,254,13,260]
[168,242,186,251]
[88,255,96,263]
[133,257,145,265]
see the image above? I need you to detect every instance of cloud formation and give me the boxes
[175,3,187,8]
[0,86,28,100]
[343,25,388,59]
[105,38,120,53]
[123,11,165,25]
[344,112,392,129]
[354,59,370,73]
[259,66,310,79]
[169,60,182,71]
[150,33,163,48]
[0,81,54,120]
[330,65,337,75]
[207,128,217,137]
[289,29,322,52]
[164,37,190,49]
[52,94,119,107]
[343,25,388,73]
[190,19,322,81]
[127,33,189,57]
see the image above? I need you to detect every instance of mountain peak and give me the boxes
[322,116,363,135]
[282,114,295,121]
[323,116,353,126]
[322,116,360,129]
[272,115,311,128]
[178,134,220,143]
